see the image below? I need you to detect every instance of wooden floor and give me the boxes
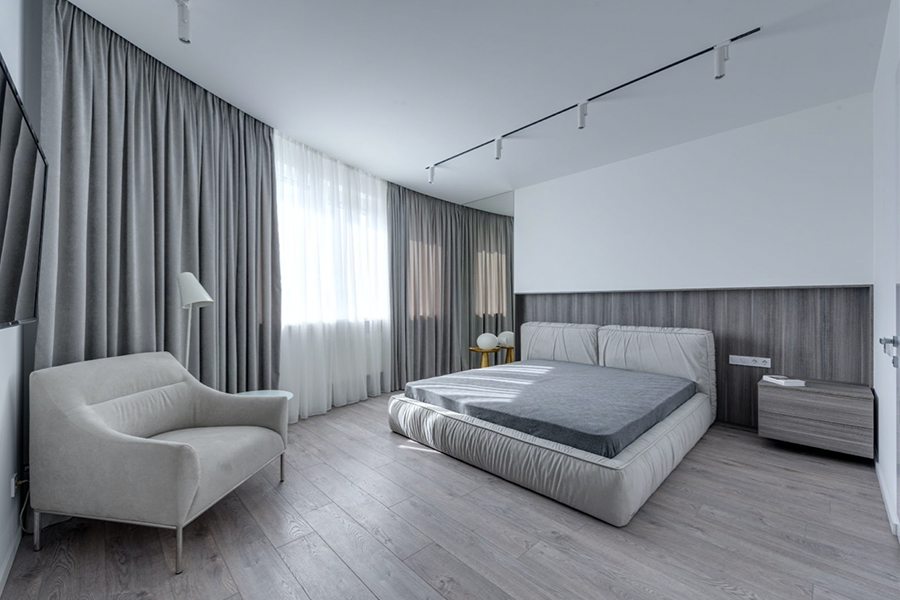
[3,392,899,600]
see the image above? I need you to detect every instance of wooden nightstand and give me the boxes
[757,379,874,459]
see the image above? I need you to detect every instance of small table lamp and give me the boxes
[178,272,213,367]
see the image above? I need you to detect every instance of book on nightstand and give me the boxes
[762,375,805,387]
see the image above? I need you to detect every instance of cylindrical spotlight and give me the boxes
[177,0,191,44]
[577,101,588,130]
[494,137,503,160]
[427,165,435,184]
[713,43,729,79]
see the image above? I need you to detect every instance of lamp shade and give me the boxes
[178,272,213,309]
[477,333,499,350]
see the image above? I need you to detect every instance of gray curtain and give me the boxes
[389,183,513,389]
[37,0,281,392]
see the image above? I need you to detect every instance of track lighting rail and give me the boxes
[426,26,760,181]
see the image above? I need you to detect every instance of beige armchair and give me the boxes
[29,352,287,573]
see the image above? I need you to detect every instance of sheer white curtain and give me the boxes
[275,132,391,419]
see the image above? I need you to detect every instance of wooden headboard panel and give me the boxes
[514,286,872,429]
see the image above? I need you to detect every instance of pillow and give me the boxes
[520,322,599,365]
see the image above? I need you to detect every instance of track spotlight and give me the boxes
[577,101,588,130]
[713,42,729,79]
[427,165,435,184]
[176,0,191,44]
[494,137,503,160]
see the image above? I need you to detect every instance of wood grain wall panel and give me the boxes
[515,286,872,429]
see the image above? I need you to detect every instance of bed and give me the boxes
[388,323,716,526]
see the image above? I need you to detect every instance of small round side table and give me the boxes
[499,344,515,364]
[469,346,501,368]
[236,389,298,424]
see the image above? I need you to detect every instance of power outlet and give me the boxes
[729,355,772,368]
[9,473,16,499]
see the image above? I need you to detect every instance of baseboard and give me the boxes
[875,463,899,540]
[0,527,22,596]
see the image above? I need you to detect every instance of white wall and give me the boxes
[466,191,515,217]
[0,0,40,590]
[0,0,24,84]
[0,328,22,590]
[515,94,874,294]
[873,0,900,537]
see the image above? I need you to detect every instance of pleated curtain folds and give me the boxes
[37,0,281,391]
[275,133,391,419]
[388,184,514,389]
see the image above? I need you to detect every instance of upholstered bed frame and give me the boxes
[388,323,716,526]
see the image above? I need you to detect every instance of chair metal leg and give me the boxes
[280,453,285,483]
[33,511,41,551]
[175,526,184,574]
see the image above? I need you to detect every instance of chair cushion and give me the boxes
[151,426,284,520]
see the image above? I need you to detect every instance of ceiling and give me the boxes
[69,0,890,205]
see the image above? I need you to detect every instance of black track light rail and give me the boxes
[428,26,761,171]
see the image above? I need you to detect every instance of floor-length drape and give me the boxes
[275,133,390,419]
[37,0,281,391]
[389,184,513,389]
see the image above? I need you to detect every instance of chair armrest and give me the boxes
[193,387,288,448]
[30,407,201,527]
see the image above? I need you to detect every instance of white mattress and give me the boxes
[388,390,713,527]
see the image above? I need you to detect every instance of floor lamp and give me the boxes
[177,272,214,367]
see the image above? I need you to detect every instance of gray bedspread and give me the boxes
[404,360,697,458]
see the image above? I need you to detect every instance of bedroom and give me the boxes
[0,0,898,598]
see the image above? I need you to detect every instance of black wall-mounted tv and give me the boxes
[0,49,47,329]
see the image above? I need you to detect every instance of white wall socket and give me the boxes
[729,355,771,368]
[10,474,16,499]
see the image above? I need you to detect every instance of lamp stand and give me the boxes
[184,307,192,368]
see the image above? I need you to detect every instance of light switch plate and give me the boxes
[9,474,16,499]
[729,355,771,368]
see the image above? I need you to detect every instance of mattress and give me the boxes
[404,360,696,458]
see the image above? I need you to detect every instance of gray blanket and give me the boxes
[404,360,696,458]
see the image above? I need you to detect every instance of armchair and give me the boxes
[29,352,288,573]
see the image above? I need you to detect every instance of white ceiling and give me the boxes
[69,0,889,205]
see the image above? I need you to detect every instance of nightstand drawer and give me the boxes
[758,410,873,458]
[758,385,873,429]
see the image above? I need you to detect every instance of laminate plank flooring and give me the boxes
[260,460,332,516]
[278,533,377,600]
[303,504,440,600]
[3,393,898,600]
[403,543,514,600]
[105,521,174,599]
[202,494,309,600]
[299,463,431,560]
[159,516,237,600]
[233,472,312,548]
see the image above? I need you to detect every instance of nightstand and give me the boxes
[757,379,874,459]
[469,346,501,368]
